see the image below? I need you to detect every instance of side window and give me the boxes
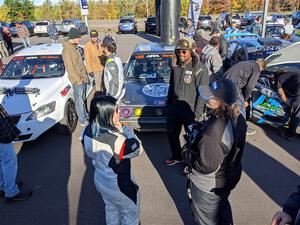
[227,42,237,58]
[233,44,247,62]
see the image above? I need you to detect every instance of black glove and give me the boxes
[99,55,107,67]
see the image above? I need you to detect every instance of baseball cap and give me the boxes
[68,28,81,39]
[198,79,240,106]
[90,30,98,37]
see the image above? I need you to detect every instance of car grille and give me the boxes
[10,115,21,125]
[139,106,166,117]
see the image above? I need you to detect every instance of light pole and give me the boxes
[261,0,270,38]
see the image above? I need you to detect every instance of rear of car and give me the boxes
[0,44,92,142]
[120,43,174,131]
[241,11,263,27]
[145,16,156,34]
[34,21,50,36]
[265,23,285,38]
[197,15,213,30]
[119,17,137,34]
[9,22,18,37]
[60,19,80,35]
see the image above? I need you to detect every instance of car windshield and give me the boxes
[232,14,240,19]
[120,19,133,23]
[9,23,16,27]
[147,17,156,22]
[36,22,49,26]
[250,13,262,18]
[0,55,65,79]
[199,16,211,20]
[62,20,74,25]
[126,54,173,80]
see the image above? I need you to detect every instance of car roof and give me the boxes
[15,44,63,56]
[224,32,260,39]
[266,42,300,66]
[133,42,175,54]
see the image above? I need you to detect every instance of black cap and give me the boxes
[90,30,98,37]
[198,79,240,106]
[68,28,81,39]
[102,36,117,53]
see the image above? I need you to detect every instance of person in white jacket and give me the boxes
[82,95,143,225]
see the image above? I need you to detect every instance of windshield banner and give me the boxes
[188,0,203,29]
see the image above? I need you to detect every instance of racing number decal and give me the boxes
[60,85,71,97]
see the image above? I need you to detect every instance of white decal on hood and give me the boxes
[142,83,169,98]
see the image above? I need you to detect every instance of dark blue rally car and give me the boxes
[120,42,175,131]
[226,36,291,68]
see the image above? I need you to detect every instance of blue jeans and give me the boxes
[21,37,30,48]
[73,83,89,124]
[0,143,20,197]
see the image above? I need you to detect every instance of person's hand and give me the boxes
[244,101,249,107]
[271,211,292,225]
[114,122,123,131]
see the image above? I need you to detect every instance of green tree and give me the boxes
[19,0,34,20]
[0,5,11,22]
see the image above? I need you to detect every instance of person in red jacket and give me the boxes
[2,27,13,55]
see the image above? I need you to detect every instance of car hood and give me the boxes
[266,42,300,67]
[0,77,64,115]
[121,80,169,106]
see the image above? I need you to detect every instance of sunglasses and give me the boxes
[175,50,188,55]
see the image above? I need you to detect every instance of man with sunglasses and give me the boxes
[165,38,209,166]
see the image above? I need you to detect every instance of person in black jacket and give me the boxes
[182,78,247,225]
[224,59,267,135]
[165,38,209,165]
[272,185,300,225]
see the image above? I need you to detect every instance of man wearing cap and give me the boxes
[182,78,247,225]
[165,38,209,166]
[180,18,195,38]
[62,28,89,126]
[210,28,228,63]
[84,30,104,92]
[102,36,125,101]
[193,29,209,56]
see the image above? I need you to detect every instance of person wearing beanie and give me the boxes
[62,28,89,126]
[102,36,125,101]
[84,30,104,92]
[164,38,209,166]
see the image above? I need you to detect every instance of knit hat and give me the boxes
[68,28,81,39]
[90,30,98,37]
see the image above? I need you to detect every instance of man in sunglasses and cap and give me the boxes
[165,37,209,166]
[84,30,104,92]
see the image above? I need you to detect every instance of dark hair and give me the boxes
[212,101,241,119]
[89,95,118,136]
[209,36,220,47]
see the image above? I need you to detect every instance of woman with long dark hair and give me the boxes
[82,95,143,225]
[182,79,247,225]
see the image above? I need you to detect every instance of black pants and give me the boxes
[6,41,13,55]
[166,101,195,160]
[190,182,233,225]
[288,99,300,135]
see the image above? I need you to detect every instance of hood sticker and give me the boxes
[142,83,169,98]
[60,85,71,97]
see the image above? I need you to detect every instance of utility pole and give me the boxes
[261,0,270,38]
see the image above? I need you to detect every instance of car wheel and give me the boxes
[56,100,78,134]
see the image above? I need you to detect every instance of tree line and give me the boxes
[0,0,298,22]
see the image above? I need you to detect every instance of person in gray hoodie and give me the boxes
[201,36,223,83]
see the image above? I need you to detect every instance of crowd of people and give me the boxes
[0,20,299,225]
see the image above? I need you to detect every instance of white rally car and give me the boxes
[0,44,93,142]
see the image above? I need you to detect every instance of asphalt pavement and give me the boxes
[0,32,299,225]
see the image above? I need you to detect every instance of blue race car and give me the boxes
[226,36,291,68]
[120,42,174,131]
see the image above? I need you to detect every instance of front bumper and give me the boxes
[12,109,63,142]
[120,117,166,132]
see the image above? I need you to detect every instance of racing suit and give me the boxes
[82,125,143,225]
[166,58,209,161]
[182,113,247,225]
[103,53,125,101]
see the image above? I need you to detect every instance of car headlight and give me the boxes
[134,108,142,117]
[26,101,56,121]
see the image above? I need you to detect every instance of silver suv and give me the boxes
[60,19,87,35]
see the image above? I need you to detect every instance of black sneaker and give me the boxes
[0,181,23,198]
[5,190,32,203]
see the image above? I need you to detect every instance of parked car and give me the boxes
[145,16,156,34]
[118,16,137,34]
[60,19,87,35]
[120,42,175,131]
[197,15,213,30]
[292,10,300,26]
[0,21,10,32]
[294,23,300,36]
[241,11,263,27]
[34,21,50,37]
[267,13,287,25]
[265,23,285,38]
[0,43,93,142]
[9,22,18,37]
[22,21,35,36]
[219,13,241,29]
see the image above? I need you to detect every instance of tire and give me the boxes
[56,100,78,134]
